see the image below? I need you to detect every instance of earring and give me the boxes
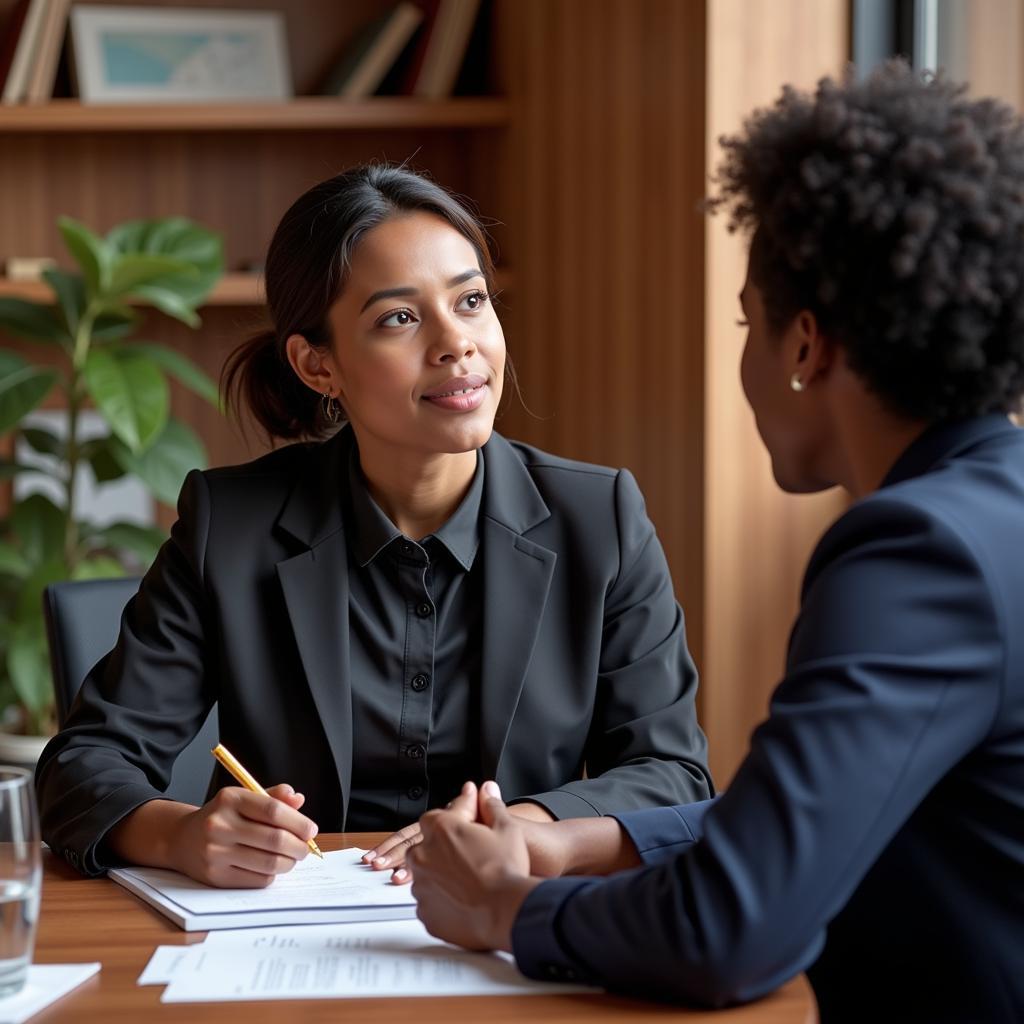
[321,391,341,424]
[790,373,805,393]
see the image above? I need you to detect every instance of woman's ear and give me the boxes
[789,310,833,386]
[285,334,337,396]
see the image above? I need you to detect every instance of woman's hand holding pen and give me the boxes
[105,782,319,888]
[167,783,318,888]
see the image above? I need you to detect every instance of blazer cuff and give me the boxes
[511,876,604,984]
[68,784,163,877]
[612,798,718,864]
[510,789,602,821]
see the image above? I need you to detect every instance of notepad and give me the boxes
[109,849,416,932]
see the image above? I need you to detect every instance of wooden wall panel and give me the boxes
[493,0,708,668]
[703,0,850,784]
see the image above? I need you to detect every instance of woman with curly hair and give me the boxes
[405,62,1024,1023]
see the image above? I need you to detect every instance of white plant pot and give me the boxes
[0,731,49,771]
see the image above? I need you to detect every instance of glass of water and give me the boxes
[0,768,40,997]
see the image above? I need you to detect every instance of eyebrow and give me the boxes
[360,268,485,313]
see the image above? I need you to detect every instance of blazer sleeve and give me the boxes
[517,468,713,819]
[510,496,1004,1005]
[35,469,215,877]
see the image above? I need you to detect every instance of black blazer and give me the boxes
[38,430,712,875]
[510,416,1024,1023]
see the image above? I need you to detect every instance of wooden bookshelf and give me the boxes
[0,272,264,305]
[0,97,510,133]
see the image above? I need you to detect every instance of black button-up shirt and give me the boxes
[344,449,484,831]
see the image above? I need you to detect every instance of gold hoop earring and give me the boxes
[790,373,805,393]
[321,392,341,424]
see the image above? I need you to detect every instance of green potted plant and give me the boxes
[0,216,223,761]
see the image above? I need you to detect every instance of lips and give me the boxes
[421,373,488,399]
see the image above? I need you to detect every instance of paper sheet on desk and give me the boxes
[110,849,416,930]
[0,963,100,1023]
[159,919,596,1001]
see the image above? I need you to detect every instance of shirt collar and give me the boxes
[347,447,484,571]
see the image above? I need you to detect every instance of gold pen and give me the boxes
[211,742,324,860]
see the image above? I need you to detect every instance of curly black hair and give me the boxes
[709,60,1024,422]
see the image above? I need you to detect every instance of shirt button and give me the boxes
[400,541,414,556]
[416,602,432,618]
[406,743,425,759]
[407,785,424,800]
[410,673,429,692]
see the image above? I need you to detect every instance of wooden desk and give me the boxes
[34,834,817,1023]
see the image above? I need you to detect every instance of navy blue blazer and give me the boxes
[512,416,1024,1023]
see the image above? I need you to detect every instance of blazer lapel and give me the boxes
[274,430,354,824]
[478,436,557,781]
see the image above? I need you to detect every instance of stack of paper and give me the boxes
[139,919,594,1002]
[110,849,416,931]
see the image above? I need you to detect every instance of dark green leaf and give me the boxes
[6,618,52,717]
[58,216,113,293]
[108,254,197,298]
[20,427,63,458]
[42,268,86,338]
[71,555,125,581]
[128,284,201,329]
[11,494,65,566]
[0,298,67,344]
[0,460,34,479]
[91,308,138,342]
[132,342,219,406]
[86,521,165,566]
[111,417,206,505]
[0,366,58,433]
[81,437,126,483]
[83,348,169,453]
[0,542,30,578]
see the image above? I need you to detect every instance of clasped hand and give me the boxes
[402,780,547,951]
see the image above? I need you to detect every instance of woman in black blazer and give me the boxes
[36,165,712,885]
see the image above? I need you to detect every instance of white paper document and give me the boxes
[110,849,416,931]
[159,919,594,1002]
[0,963,100,1023]
[137,945,198,985]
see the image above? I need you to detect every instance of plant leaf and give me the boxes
[41,268,86,338]
[58,216,113,294]
[11,494,66,567]
[0,542,30,579]
[71,555,126,581]
[80,437,126,483]
[132,342,219,406]
[83,348,169,453]
[0,297,67,344]
[91,308,138,342]
[85,521,165,567]
[0,365,58,433]
[20,426,64,458]
[6,617,52,717]
[111,417,206,505]
[128,284,201,328]
[0,459,35,479]
[108,254,197,298]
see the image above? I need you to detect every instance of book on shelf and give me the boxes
[0,0,45,104]
[24,0,70,103]
[322,1,424,99]
[411,0,482,99]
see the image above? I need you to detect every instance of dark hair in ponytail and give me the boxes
[222,164,497,441]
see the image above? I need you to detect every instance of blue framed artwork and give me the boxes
[69,6,292,103]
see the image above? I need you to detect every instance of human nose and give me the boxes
[428,314,476,364]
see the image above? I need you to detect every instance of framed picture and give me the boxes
[69,6,293,103]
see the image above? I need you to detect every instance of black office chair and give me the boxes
[43,577,218,805]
